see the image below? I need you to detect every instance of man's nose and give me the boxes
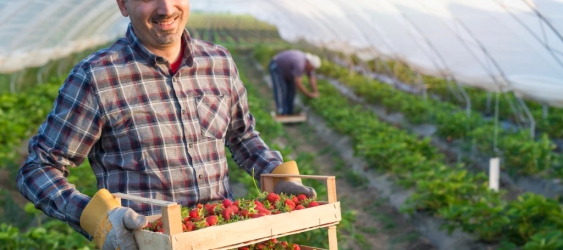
[156,0,176,17]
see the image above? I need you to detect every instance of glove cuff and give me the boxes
[80,189,119,244]
[271,161,302,187]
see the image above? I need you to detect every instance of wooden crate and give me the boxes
[270,111,307,123]
[112,174,341,250]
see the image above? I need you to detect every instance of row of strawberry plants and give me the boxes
[365,58,563,140]
[299,73,563,248]
[317,59,560,178]
[251,46,563,247]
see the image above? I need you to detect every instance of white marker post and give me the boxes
[489,158,500,191]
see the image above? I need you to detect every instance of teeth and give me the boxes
[157,19,174,25]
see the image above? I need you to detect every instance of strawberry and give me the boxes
[222,208,233,221]
[240,209,250,218]
[307,201,319,208]
[230,205,239,215]
[291,244,300,250]
[269,238,277,244]
[189,208,200,220]
[223,199,232,208]
[292,196,299,205]
[256,244,266,250]
[197,204,203,209]
[238,248,249,250]
[266,193,281,204]
[184,221,196,232]
[206,215,218,226]
[281,241,288,247]
[296,205,305,210]
[250,213,261,218]
[284,199,296,210]
[233,200,240,207]
[297,194,307,203]
[157,228,164,233]
[255,200,264,208]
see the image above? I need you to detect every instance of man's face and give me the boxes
[117,0,190,49]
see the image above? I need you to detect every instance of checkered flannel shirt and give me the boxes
[16,24,283,239]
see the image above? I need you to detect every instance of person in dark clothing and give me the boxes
[269,50,321,115]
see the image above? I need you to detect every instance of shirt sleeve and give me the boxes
[16,65,103,240]
[224,57,283,181]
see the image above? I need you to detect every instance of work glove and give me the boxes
[80,189,147,250]
[271,161,317,199]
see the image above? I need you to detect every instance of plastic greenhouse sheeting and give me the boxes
[0,0,128,73]
[2,1,563,107]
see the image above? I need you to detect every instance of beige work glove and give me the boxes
[80,189,147,250]
[271,161,317,199]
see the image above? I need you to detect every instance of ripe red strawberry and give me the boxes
[222,208,233,221]
[233,200,240,207]
[297,194,307,203]
[250,213,261,218]
[255,200,264,208]
[256,244,266,250]
[230,205,239,215]
[189,208,200,219]
[266,193,281,204]
[206,215,218,226]
[285,199,296,210]
[238,248,249,250]
[281,241,288,246]
[307,201,319,208]
[240,209,250,218]
[157,228,164,233]
[296,205,305,210]
[184,221,196,232]
[292,196,299,204]
[197,204,203,209]
[223,199,232,208]
[269,238,277,244]
[292,244,300,250]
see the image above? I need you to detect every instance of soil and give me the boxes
[238,51,436,250]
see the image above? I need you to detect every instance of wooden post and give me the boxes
[328,226,338,250]
[162,204,183,236]
[326,177,337,204]
[262,175,275,193]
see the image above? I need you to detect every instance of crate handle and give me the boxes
[112,193,183,236]
[260,174,338,204]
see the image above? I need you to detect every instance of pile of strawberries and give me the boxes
[238,238,302,250]
[143,192,321,233]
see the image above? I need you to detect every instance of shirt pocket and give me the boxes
[195,95,230,139]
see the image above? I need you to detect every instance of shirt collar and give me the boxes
[126,23,194,68]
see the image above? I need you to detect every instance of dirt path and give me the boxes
[238,51,436,250]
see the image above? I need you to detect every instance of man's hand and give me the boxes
[309,91,320,98]
[270,161,317,199]
[81,189,147,250]
[102,207,147,250]
[274,179,317,199]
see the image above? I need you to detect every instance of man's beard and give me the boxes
[152,13,182,45]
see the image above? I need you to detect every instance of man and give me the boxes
[16,1,316,249]
[269,50,321,115]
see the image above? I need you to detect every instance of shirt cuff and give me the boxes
[64,191,93,240]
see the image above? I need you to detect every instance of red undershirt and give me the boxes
[170,41,184,74]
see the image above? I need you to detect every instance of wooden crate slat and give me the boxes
[113,193,177,207]
[166,202,341,250]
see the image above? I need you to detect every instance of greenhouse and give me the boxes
[2,0,563,249]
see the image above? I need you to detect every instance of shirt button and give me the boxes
[182,109,186,114]
[189,143,193,148]
[198,174,203,179]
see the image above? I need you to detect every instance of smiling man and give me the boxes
[16,0,315,249]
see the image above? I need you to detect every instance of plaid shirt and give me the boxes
[16,24,283,238]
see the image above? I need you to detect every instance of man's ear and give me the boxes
[116,0,129,17]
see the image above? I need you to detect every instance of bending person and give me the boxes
[269,50,321,115]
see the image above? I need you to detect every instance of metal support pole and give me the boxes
[494,92,500,153]
[543,105,548,120]
[486,92,492,114]
[455,81,471,118]
[516,97,535,139]
[416,72,427,100]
